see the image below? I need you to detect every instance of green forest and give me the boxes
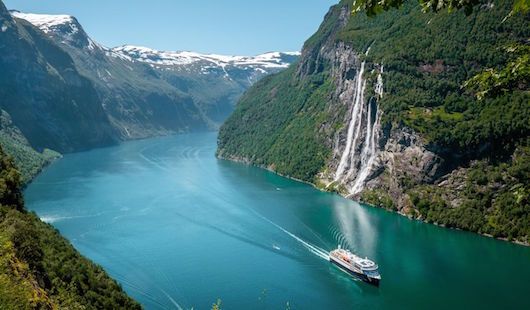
[0,146,141,309]
[218,66,334,181]
[218,0,529,243]
[407,144,529,241]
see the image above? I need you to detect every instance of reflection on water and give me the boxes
[24,133,530,310]
[331,199,377,254]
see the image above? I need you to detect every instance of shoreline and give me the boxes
[217,154,529,247]
[28,146,529,247]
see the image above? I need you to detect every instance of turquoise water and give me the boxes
[24,133,530,309]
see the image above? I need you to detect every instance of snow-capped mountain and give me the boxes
[1,6,117,153]
[10,11,76,33]
[7,10,299,141]
[109,45,299,84]
[10,11,100,50]
[111,45,298,69]
[10,10,298,81]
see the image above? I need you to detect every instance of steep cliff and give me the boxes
[9,9,299,140]
[0,2,118,153]
[0,110,60,183]
[218,0,529,243]
[1,1,298,181]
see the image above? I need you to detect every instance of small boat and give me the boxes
[329,245,381,286]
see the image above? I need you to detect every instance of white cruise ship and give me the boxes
[329,245,381,286]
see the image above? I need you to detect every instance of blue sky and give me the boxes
[4,0,338,55]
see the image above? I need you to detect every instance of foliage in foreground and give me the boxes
[351,0,529,16]
[0,145,140,309]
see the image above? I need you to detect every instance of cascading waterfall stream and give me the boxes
[346,79,367,174]
[345,78,368,182]
[375,65,384,98]
[349,67,384,194]
[334,49,371,182]
[334,48,384,195]
[350,106,381,195]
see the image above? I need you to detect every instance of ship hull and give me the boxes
[330,257,380,287]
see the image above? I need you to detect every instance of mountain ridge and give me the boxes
[1,5,298,181]
[10,10,298,82]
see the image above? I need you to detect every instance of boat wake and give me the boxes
[278,224,329,261]
[252,210,329,261]
[329,225,353,250]
[111,271,184,310]
[160,289,184,310]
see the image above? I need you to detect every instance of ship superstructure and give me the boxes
[329,245,381,286]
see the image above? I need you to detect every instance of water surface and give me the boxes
[25,133,530,309]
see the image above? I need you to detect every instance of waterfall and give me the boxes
[350,102,381,194]
[347,79,367,169]
[334,59,368,182]
[375,65,384,98]
[334,53,384,195]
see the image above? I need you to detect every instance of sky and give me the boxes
[4,0,338,55]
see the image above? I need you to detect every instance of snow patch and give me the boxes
[110,45,298,69]
[10,11,77,34]
[9,11,299,78]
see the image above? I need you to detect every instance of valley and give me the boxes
[1,0,529,308]
[1,3,298,181]
[23,132,530,309]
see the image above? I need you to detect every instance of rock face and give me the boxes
[2,6,299,154]
[361,126,445,208]
[11,10,299,135]
[316,42,444,211]
[217,0,529,243]
[0,4,118,153]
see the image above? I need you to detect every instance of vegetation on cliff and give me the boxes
[0,111,60,184]
[361,143,530,243]
[217,65,335,181]
[408,144,529,243]
[217,0,529,243]
[0,146,140,309]
[338,0,529,156]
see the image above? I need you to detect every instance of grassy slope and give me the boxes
[0,96,60,189]
[0,137,59,184]
[217,65,337,181]
[218,0,529,243]
[0,110,60,184]
[217,4,345,181]
[0,146,141,309]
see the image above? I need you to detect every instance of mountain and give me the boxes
[0,4,119,155]
[218,0,529,244]
[109,45,299,124]
[10,9,298,133]
[0,145,140,309]
[0,4,298,180]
